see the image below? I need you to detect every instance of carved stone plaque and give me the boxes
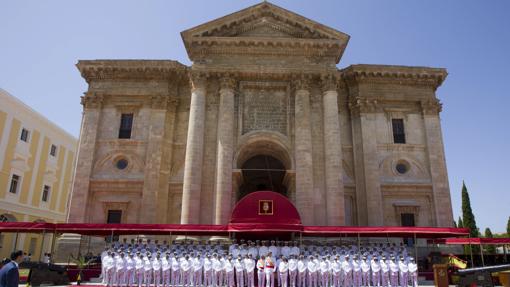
[241,82,288,135]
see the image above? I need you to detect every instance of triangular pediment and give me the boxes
[181,2,350,62]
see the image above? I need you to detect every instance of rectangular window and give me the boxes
[20,128,30,142]
[401,213,416,246]
[9,174,20,194]
[392,118,406,144]
[107,210,122,224]
[50,144,57,157]
[42,185,51,202]
[118,113,133,139]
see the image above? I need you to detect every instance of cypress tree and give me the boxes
[507,216,510,238]
[484,228,495,254]
[458,217,464,228]
[453,220,457,228]
[461,181,478,238]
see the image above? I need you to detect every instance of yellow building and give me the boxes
[0,89,77,261]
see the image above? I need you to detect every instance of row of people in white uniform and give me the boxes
[100,249,418,287]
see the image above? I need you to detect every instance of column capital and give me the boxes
[150,94,178,110]
[220,76,237,91]
[292,74,312,91]
[421,99,442,115]
[320,73,340,93]
[80,92,103,109]
[190,71,209,91]
[348,96,379,116]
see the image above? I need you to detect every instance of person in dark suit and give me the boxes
[0,250,23,287]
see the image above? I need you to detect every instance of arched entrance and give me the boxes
[238,155,287,200]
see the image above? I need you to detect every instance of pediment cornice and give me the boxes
[181,2,350,63]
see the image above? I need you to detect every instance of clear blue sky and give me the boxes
[1,1,509,232]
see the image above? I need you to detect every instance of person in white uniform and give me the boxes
[288,255,298,287]
[371,257,381,287]
[244,254,256,287]
[153,254,162,287]
[379,256,390,287]
[212,254,223,287]
[265,253,276,287]
[161,253,171,287]
[125,253,135,287]
[297,255,307,287]
[171,253,181,287]
[331,256,341,287]
[278,257,289,287]
[257,255,266,287]
[360,256,371,287]
[143,254,153,287]
[192,254,204,287]
[408,258,418,287]
[307,256,318,287]
[234,255,245,287]
[341,255,353,287]
[103,251,115,287]
[224,256,235,287]
[398,257,408,287]
[389,257,399,287]
[135,253,144,287]
[115,253,126,287]
[181,255,192,287]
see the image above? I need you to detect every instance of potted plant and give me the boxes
[70,254,94,285]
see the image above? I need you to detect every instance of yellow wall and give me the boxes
[0,119,21,199]
[0,90,77,262]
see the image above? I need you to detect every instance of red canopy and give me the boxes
[228,191,303,232]
[430,237,510,245]
[303,226,469,238]
[0,222,469,238]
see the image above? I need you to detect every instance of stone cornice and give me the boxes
[80,92,103,109]
[348,96,379,116]
[76,60,189,83]
[340,64,447,90]
[421,99,443,115]
[181,2,349,63]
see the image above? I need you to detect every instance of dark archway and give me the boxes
[238,155,287,200]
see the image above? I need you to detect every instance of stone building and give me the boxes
[68,2,454,228]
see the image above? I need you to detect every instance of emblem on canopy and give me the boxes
[258,200,273,215]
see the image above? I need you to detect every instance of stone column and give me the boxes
[321,75,346,226]
[141,95,169,223]
[180,73,208,224]
[421,99,454,227]
[214,76,236,225]
[68,93,103,223]
[293,77,315,226]
[349,97,383,226]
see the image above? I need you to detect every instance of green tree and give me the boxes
[453,220,457,228]
[462,181,478,238]
[484,228,496,254]
[458,216,464,228]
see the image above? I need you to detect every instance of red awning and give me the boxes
[303,226,470,238]
[430,237,510,245]
[0,222,55,233]
[54,223,229,236]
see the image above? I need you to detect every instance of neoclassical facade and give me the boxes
[68,2,454,228]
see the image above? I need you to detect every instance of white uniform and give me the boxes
[257,259,266,287]
[288,258,298,287]
[203,257,213,287]
[125,256,135,287]
[213,258,223,287]
[135,256,144,287]
[115,256,126,287]
[408,261,418,287]
[319,260,329,287]
[307,260,318,287]
[380,260,390,287]
[143,257,153,287]
[234,259,245,287]
[278,261,289,287]
[153,258,162,287]
[371,260,381,287]
[192,257,203,287]
[244,258,256,287]
[181,258,192,287]
[389,260,399,287]
[249,247,259,259]
[341,260,353,287]
[161,257,171,287]
[259,246,269,258]
[331,260,341,287]
[398,260,409,287]
[360,260,371,287]
[281,246,291,258]
[297,259,307,287]
[224,260,235,287]
[171,257,181,287]
[265,257,276,287]
[103,255,115,287]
